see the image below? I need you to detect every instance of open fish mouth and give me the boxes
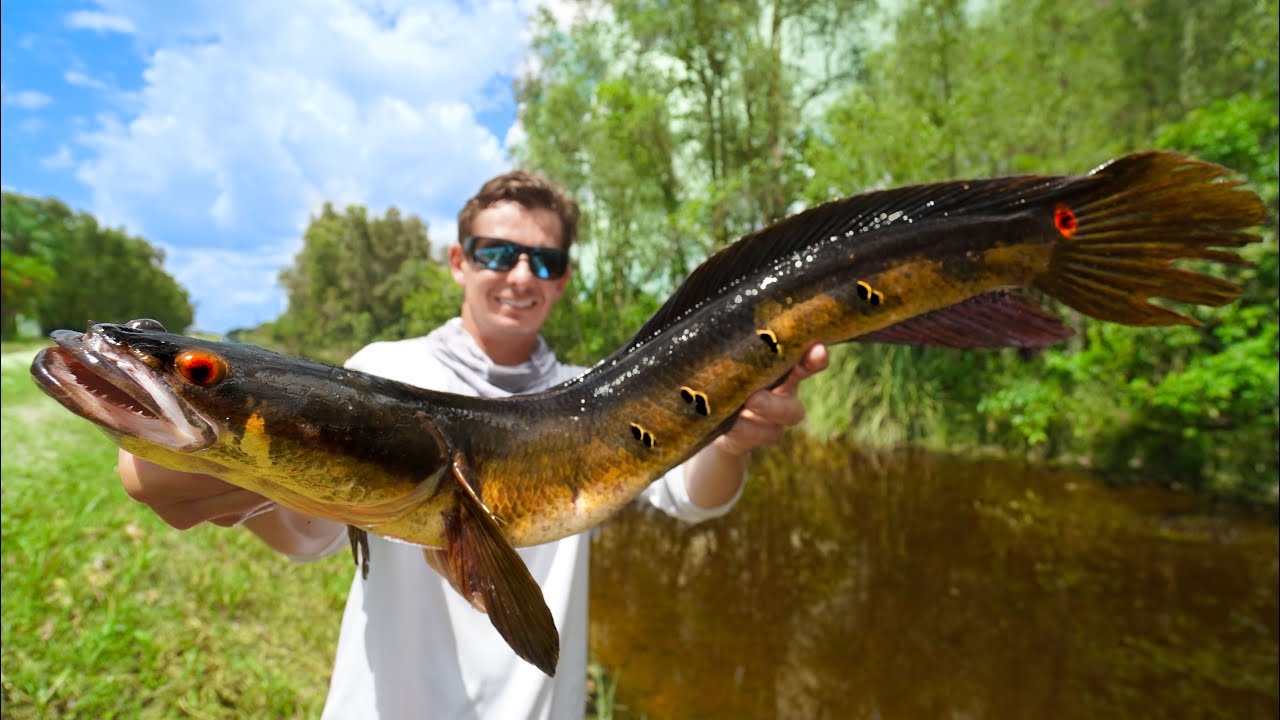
[30,327,216,451]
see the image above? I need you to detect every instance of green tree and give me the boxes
[516,1,870,361]
[268,203,438,361]
[1,192,193,338]
[400,260,463,340]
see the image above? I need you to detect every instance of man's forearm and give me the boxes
[242,506,346,560]
[683,441,750,509]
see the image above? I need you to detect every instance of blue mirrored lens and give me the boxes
[473,244,518,270]
[525,252,560,280]
[465,237,566,279]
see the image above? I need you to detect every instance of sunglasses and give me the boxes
[462,236,569,280]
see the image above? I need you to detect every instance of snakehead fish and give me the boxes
[29,152,1266,675]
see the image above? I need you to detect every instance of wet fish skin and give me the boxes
[29,151,1266,676]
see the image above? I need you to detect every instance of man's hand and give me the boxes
[117,451,344,557]
[715,343,830,457]
[684,343,830,508]
[118,450,277,529]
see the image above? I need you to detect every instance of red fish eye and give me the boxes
[175,351,228,386]
[1054,204,1078,238]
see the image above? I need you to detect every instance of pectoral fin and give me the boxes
[426,452,560,676]
[348,525,370,579]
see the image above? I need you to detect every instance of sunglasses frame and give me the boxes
[461,236,569,280]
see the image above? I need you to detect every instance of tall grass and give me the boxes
[1,346,351,718]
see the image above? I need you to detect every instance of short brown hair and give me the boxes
[457,170,580,251]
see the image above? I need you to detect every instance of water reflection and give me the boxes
[589,436,1279,719]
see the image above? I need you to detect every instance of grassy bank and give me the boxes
[1,346,351,717]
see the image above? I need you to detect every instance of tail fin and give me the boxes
[1035,152,1266,326]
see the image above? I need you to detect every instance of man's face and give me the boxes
[449,201,570,349]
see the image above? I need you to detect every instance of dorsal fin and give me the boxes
[619,170,1083,354]
[857,292,1073,349]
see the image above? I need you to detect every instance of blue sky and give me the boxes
[2,0,564,334]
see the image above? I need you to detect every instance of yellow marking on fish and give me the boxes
[629,422,656,448]
[679,386,711,416]
[239,411,273,466]
[856,280,884,305]
[756,329,781,354]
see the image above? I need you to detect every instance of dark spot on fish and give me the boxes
[856,281,884,306]
[757,329,781,354]
[680,386,710,416]
[629,422,656,448]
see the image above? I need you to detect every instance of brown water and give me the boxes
[588,436,1279,719]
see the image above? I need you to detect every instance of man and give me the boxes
[119,170,828,718]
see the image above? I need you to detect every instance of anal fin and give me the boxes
[859,291,1073,349]
[427,453,560,676]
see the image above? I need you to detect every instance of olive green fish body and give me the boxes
[30,152,1266,676]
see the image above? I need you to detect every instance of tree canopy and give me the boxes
[1,193,193,338]
[509,0,1278,504]
[251,202,448,364]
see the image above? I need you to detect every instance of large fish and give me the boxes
[29,152,1266,675]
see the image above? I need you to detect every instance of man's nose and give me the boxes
[506,253,537,282]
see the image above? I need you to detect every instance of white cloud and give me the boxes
[65,70,109,91]
[65,11,136,34]
[68,0,545,332]
[3,90,52,109]
[40,145,74,170]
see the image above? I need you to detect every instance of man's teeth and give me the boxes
[500,298,535,309]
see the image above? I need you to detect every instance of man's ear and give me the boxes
[448,243,466,286]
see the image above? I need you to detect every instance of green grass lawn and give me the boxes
[2,345,352,718]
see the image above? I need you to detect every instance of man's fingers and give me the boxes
[117,449,276,529]
[774,343,830,397]
[714,411,783,456]
[199,491,279,528]
[741,343,829,424]
[743,391,806,427]
[157,488,275,530]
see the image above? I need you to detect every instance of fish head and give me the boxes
[31,319,256,452]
